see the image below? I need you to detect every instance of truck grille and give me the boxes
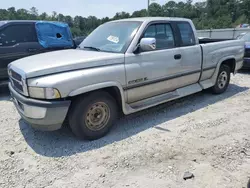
[11,70,22,81]
[9,69,27,96]
[245,48,250,58]
[11,78,23,92]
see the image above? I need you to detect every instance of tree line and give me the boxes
[0,0,250,37]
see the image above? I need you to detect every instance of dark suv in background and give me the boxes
[0,20,83,85]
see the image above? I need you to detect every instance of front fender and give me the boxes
[69,81,129,114]
[69,81,124,97]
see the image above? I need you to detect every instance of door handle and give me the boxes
[174,54,182,60]
[28,48,37,52]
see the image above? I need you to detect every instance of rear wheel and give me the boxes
[69,91,118,140]
[211,64,231,94]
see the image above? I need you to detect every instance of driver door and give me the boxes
[125,22,184,103]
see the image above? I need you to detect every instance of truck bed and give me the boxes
[200,39,244,78]
[199,38,233,44]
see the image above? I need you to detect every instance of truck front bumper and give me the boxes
[9,83,71,131]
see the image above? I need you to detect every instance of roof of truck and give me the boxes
[0,20,67,25]
[110,17,191,23]
[0,20,37,24]
[0,20,37,27]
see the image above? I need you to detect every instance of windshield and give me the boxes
[79,21,142,53]
[237,33,250,41]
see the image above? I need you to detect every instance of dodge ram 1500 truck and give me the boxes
[8,17,244,140]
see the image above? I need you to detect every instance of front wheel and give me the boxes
[69,91,118,140]
[211,64,231,94]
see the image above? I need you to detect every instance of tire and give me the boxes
[69,91,118,140]
[211,64,231,94]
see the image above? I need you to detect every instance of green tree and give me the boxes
[0,0,249,36]
[39,12,48,20]
[131,9,148,17]
[64,16,73,27]
[162,1,177,17]
[149,3,164,17]
[30,7,38,16]
[7,7,16,20]
[51,11,57,21]
[57,14,65,22]
[16,9,29,20]
[113,12,130,20]
[242,0,250,23]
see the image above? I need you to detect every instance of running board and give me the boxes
[125,83,202,114]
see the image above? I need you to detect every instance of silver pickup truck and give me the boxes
[8,17,244,140]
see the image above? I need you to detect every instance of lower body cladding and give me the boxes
[242,58,250,69]
[8,83,71,131]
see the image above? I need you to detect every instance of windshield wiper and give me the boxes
[83,46,101,51]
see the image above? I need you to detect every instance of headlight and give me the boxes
[28,87,61,99]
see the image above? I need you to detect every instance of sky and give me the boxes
[1,0,201,18]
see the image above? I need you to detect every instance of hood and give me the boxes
[10,49,124,78]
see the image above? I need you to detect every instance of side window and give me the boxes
[143,23,175,50]
[0,24,37,47]
[144,25,155,38]
[156,24,165,35]
[177,22,196,46]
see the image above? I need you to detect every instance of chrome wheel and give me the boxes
[217,71,228,89]
[85,102,110,131]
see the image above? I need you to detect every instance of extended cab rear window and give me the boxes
[177,22,196,46]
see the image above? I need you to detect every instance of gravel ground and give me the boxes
[0,72,250,188]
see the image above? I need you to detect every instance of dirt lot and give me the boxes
[0,72,250,188]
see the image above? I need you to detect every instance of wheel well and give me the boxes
[221,58,236,73]
[69,86,123,114]
[103,87,123,113]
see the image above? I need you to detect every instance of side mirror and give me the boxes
[139,38,156,52]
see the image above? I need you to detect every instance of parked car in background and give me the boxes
[73,36,86,47]
[8,17,244,140]
[0,20,79,85]
[236,32,250,69]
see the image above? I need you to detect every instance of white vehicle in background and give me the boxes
[197,27,250,39]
